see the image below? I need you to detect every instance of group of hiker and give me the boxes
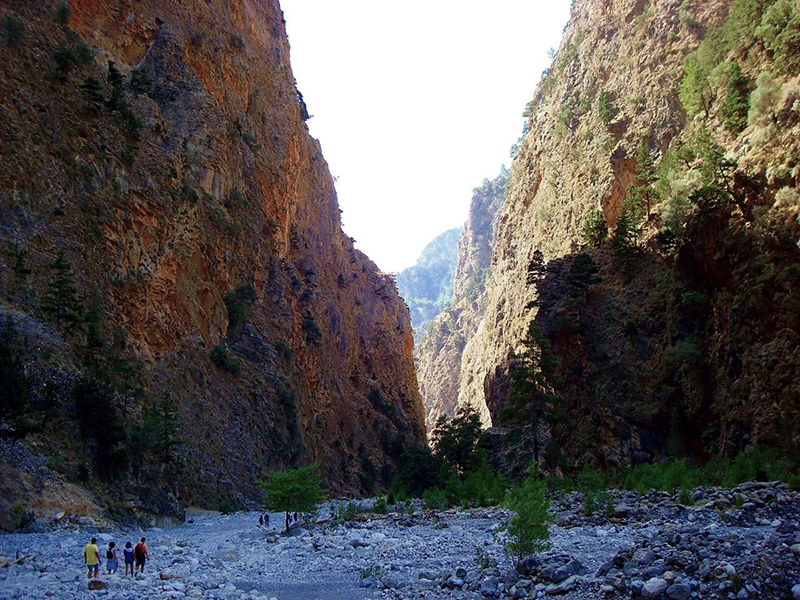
[258,511,305,531]
[83,537,149,579]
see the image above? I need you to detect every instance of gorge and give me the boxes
[1,0,799,564]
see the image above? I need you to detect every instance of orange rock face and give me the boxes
[0,0,424,503]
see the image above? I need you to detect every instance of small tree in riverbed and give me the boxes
[256,463,326,532]
[506,461,552,562]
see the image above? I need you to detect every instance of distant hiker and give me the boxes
[84,537,100,579]
[106,541,118,575]
[258,514,263,529]
[264,513,270,528]
[293,511,299,523]
[123,541,135,577]
[134,537,149,574]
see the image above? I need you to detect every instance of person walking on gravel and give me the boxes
[106,541,118,575]
[123,541,135,577]
[134,537,150,574]
[84,537,100,579]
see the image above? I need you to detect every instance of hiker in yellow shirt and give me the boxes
[84,537,100,579]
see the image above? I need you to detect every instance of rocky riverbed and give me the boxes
[0,483,798,600]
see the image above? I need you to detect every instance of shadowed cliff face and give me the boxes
[0,0,424,515]
[420,0,800,469]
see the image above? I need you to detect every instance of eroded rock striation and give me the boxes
[0,0,424,524]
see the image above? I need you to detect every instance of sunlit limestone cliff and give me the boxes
[0,0,424,528]
[420,0,800,472]
[416,169,507,435]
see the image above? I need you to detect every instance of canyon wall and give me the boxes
[421,0,800,469]
[0,0,425,524]
[416,168,507,434]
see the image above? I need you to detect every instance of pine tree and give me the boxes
[597,90,613,125]
[501,323,563,465]
[629,140,658,219]
[581,209,608,247]
[80,77,104,114]
[143,392,183,465]
[431,402,483,475]
[40,251,84,338]
[720,61,750,134]
[566,253,601,299]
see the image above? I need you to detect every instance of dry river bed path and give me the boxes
[0,484,799,600]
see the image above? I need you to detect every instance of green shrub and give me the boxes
[4,15,26,45]
[544,475,575,493]
[576,465,605,492]
[273,340,294,360]
[359,566,381,581]
[602,492,615,517]
[423,487,450,510]
[582,490,596,516]
[463,458,507,507]
[302,309,322,345]
[56,2,72,24]
[52,36,93,81]
[243,133,261,153]
[581,209,608,246]
[475,546,497,570]
[390,444,442,498]
[334,501,364,522]
[129,69,153,95]
[210,344,242,374]
[223,285,254,333]
[678,487,692,506]
[506,462,552,561]
[372,495,388,515]
[597,90,613,125]
[748,71,781,126]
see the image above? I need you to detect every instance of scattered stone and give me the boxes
[642,577,669,598]
[480,576,499,596]
[545,575,577,595]
[87,579,106,590]
[666,582,692,600]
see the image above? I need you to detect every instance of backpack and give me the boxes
[106,549,113,559]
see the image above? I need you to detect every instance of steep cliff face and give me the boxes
[0,0,424,523]
[396,227,460,345]
[416,169,507,434]
[452,0,800,467]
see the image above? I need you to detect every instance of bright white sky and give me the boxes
[281,1,572,272]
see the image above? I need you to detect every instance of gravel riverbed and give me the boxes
[1,483,799,600]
